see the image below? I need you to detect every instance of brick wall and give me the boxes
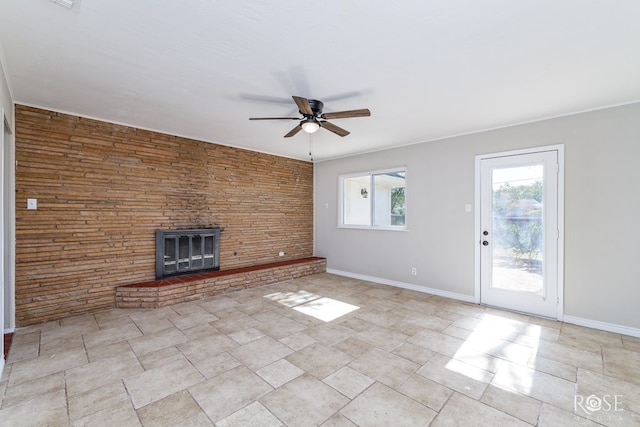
[14,105,314,325]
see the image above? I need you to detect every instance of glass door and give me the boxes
[480,150,559,318]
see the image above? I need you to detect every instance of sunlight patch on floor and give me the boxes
[448,313,542,394]
[293,297,359,322]
[264,290,359,322]
[263,290,321,307]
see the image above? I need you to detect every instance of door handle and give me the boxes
[482,241,489,246]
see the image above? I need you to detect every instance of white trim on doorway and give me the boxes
[474,144,565,320]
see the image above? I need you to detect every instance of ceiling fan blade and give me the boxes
[249,117,299,120]
[284,125,302,138]
[320,121,350,137]
[292,96,314,116]
[321,109,371,119]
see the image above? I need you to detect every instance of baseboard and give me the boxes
[326,269,475,304]
[563,315,640,338]
[326,269,640,338]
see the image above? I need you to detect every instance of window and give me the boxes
[340,168,406,229]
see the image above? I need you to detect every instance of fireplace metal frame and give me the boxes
[155,228,221,279]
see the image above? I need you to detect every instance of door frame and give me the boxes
[474,144,565,320]
[2,110,15,334]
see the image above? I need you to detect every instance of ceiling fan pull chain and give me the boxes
[309,134,314,161]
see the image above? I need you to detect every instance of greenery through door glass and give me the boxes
[493,181,543,261]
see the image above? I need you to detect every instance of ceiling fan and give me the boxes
[249,96,371,138]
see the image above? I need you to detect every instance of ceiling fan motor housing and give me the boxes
[304,99,324,117]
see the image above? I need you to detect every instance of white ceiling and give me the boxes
[1,1,639,162]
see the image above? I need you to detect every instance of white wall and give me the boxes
[314,103,640,332]
[0,44,15,372]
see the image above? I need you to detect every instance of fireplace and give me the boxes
[155,228,220,279]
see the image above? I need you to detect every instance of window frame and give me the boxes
[338,166,407,230]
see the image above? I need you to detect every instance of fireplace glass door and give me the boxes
[156,229,220,279]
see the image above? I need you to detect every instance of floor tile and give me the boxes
[8,347,87,386]
[256,359,304,388]
[354,325,411,352]
[216,401,283,427]
[527,353,578,382]
[622,336,640,353]
[82,322,143,349]
[349,348,419,389]
[0,389,69,426]
[538,403,602,427]
[5,331,40,363]
[286,342,354,379]
[417,353,492,400]
[68,380,129,421]
[137,389,205,427]
[278,332,316,351]
[398,373,453,412]
[124,358,204,409]
[602,346,640,385]
[127,326,187,356]
[231,336,294,370]
[66,350,143,396]
[341,382,437,426]
[408,328,466,357]
[167,310,218,331]
[192,351,242,379]
[320,413,358,426]
[39,331,85,356]
[261,374,349,427]
[323,366,375,399]
[137,345,185,370]
[171,411,214,427]
[129,313,175,335]
[536,340,603,373]
[60,314,100,333]
[304,324,356,346]
[480,384,541,425]
[177,332,238,363]
[228,327,265,344]
[189,365,273,423]
[0,371,65,409]
[182,322,219,340]
[255,315,308,340]
[198,296,239,313]
[559,323,623,351]
[86,340,132,363]
[431,392,529,427]
[72,399,141,427]
[492,360,576,411]
[354,308,403,329]
[3,273,637,427]
[332,336,374,358]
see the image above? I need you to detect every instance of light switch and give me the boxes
[465,203,472,213]
[27,198,38,210]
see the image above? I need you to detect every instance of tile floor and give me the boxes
[1,273,639,426]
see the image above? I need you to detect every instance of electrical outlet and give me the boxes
[278,251,285,257]
[411,267,417,276]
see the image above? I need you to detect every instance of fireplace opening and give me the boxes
[156,228,220,279]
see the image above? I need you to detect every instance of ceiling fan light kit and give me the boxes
[249,95,370,138]
[301,119,320,134]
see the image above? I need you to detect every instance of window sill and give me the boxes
[337,225,409,232]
